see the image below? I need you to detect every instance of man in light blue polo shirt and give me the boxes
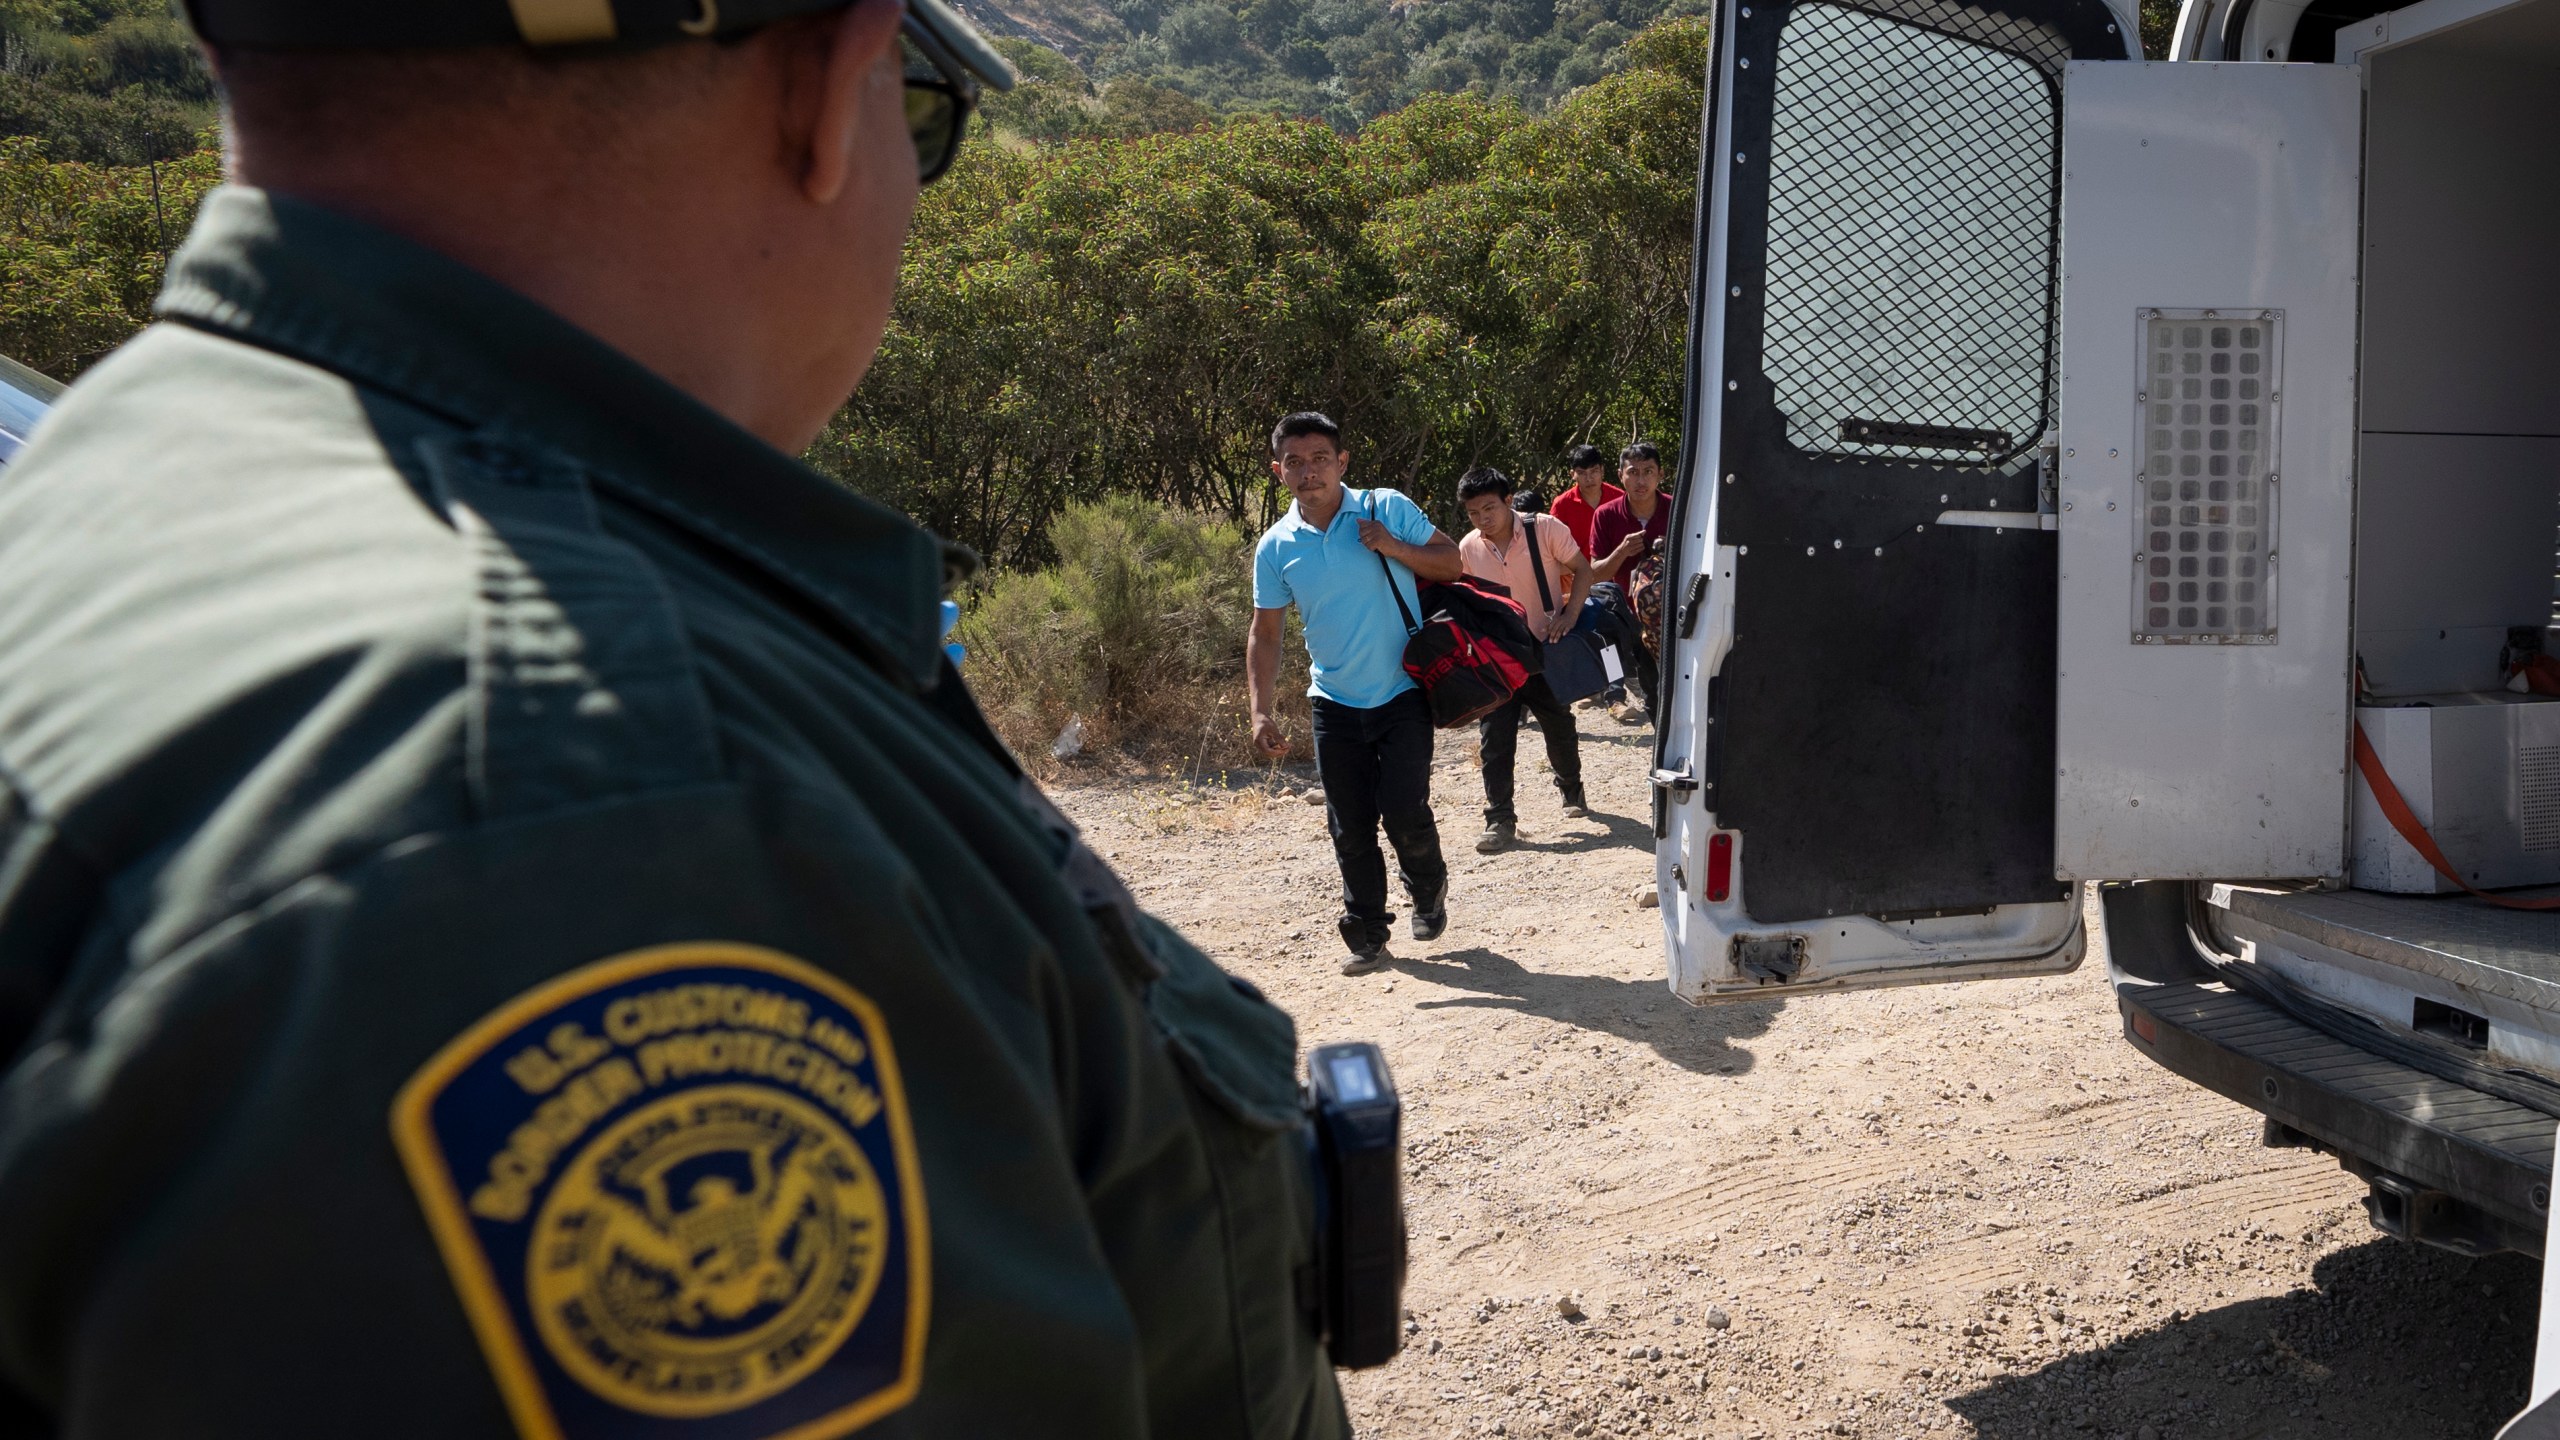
[1246,411,1465,975]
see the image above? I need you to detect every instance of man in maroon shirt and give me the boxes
[1589,441,1673,724]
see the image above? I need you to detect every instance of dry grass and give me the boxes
[959,497,1312,776]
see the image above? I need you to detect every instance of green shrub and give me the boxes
[0,1,218,164]
[960,495,1311,771]
[0,133,220,376]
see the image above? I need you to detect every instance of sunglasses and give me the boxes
[901,17,979,184]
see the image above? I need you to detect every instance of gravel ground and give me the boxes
[1051,713,2543,1440]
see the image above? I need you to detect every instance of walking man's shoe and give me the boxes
[1475,821,1515,854]
[1337,913,1389,975]
[1560,788,1589,819]
[1410,884,1448,942]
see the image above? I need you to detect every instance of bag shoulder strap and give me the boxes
[1366,494,1420,635]
[1521,512,1555,613]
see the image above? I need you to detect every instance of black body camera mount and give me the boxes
[1304,1041,1407,1369]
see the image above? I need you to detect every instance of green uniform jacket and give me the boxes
[0,188,1352,1440]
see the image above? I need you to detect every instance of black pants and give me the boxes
[1585,583,1657,708]
[1478,673,1583,825]
[1312,690,1448,946]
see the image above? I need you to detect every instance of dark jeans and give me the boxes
[1312,690,1448,947]
[1478,672,1583,826]
[1585,582,1658,708]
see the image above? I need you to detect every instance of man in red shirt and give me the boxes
[1589,440,1674,723]
[1548,444,1631,713]
[1546,443,1622,561]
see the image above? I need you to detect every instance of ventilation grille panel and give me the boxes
[2131,310,2280,644]
[2521,745,2560,852]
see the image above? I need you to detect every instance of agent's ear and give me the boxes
[803,0,908,205]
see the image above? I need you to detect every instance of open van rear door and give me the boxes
[1653,0,2134,998]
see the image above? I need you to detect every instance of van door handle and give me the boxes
[1675,572,1709,638]
[1934,509,2057,531]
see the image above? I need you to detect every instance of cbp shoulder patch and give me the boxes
[392,943,928,1440]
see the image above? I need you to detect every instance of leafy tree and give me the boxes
[0,0,223,378]
[1157,0,1242,62]
[2138,0,2177,55]
[1353,23,1696,491]
[815,115,1387,566]
[0,131,218,376]
[1096,77,1217,135]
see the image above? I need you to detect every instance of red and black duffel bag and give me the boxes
[1423,573,1543,680]
[1374,550,1534,728]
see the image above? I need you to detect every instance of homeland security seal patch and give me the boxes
[393,943,927,1440]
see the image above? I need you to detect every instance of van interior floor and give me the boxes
[2216,884,2560,1013]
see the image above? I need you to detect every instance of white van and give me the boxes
[1654,0,2559,1295]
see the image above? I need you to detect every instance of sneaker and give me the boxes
[1560,791,1589,819]
[1410,885,1448,943]
[1475,822,1515,854]
[1614,705,1651,727]
[1339,949,1388,976]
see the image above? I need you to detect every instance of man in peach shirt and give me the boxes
[1456,465,1590,852]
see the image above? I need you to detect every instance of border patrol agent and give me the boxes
[0,3,1355,1437]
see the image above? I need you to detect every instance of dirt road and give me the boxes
[1052,717,2542,1440]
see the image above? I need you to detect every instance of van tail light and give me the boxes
[1706,832,1734,902]
[2129,1008,2158,1046]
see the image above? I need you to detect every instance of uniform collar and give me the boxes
[155,186,952,692]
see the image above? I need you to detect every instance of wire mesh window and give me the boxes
[1759,2,2060,465]
[2132,310,2281,643]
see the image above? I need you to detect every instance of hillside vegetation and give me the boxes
[964,0,1705,129]
[0,0,211,162]
[818,18,1706,573]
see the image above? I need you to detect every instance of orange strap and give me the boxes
[2352,722,2560,910]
